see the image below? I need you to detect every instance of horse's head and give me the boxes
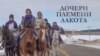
[2,25,12,42]
[19,27,36,55]
[53,30,59,41]
[22,27,35,43]
[2,25,9,37]
[21,28,36,52]
[38,24,49,41]
[25,28,34,36]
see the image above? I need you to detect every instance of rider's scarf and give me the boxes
[25,15,33,20]
[8,20,14,24]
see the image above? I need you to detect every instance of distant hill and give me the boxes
[65,29,100,35]
[81,29,100,32]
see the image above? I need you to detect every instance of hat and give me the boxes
[9,14,14,18]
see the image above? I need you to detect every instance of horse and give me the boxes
[36,24,51,56]
[19,27,36,56]
[52,30,60,56]
[2,25,16,56]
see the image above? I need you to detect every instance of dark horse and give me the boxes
[2,25,15,56]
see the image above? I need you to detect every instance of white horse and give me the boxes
[52,30,60,56]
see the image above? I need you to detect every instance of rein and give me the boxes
[6,34,12,42]
[20,31,26,39]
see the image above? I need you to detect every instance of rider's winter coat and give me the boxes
[5,20,18,30]
[21,15,35,28]
[51,25,60,33]
[35,17,46,29]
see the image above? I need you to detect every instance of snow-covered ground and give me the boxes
[61,35,100,42]
[60,35,74,44]
[0,42,5,56]
[60,34,100,49]
[67,35,100,41]
[0,36,5,56]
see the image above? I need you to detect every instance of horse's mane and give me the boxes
[25,28,33,36]
[21,28,33,39]
[2,26,10,38]
[37,24,49,40]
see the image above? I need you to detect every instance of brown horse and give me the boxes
[37,25,51,56]
[19,28,36,56]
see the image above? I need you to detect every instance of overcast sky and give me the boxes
[0,0,100,30]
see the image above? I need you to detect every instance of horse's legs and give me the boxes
[44,50,46,56]
[41,50,46,56]
[7,48,10,56]
[40,51,43,56]
[19,49,24,56]
[16,48,20,56]
[13,47,16,56]
[8,48,11,56]
[30,51,35,56]
[24,52,27,56]
[9,48,14,56]
[12,47,15,56]
[13,50,15,56]
[37,51,41,56]
[22,51,27,56]
[47,48,51,56]
[5,48,8,56]
[41,51,43,56]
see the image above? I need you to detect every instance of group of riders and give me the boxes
[2,8,64,52]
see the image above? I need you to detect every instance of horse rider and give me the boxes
[34,11,47,50]
[5,14,18,47]
[51,22,63,45]
[15,9,45,50]
[44,19,52,48]
[15,8,36,49]
[5,14,18,32]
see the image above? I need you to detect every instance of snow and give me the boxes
[0,36,5,56]
[60,35,74,44]
[0,42,5,56]
[60,34,100,49]
[0,48,5,56]
[61,35,100,42]
[69,35,100,41]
